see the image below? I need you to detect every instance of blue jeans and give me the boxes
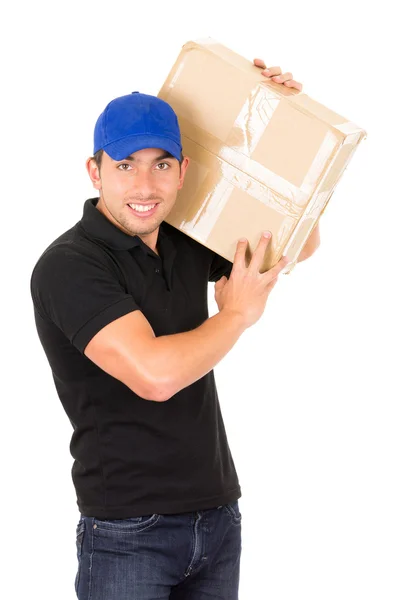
[75,501,242,599]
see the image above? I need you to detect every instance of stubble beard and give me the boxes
[100,191,166,237]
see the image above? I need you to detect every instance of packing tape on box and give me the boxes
[175,141,301,251]
[161,38,367,272]
[177,134,342,244]
[176,82,353,210]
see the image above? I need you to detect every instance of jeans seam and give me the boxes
[75,520,85,595]
[88,518,94,600]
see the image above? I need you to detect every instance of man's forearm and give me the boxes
[151,309,246,401]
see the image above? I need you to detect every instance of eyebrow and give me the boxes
[122,151,176,163]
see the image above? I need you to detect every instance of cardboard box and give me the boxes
[158,38,367,273]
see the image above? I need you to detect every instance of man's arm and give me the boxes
[84,308,247,403]
[31,244,248,403]
[85,235,288,404]
[297,223,321,263]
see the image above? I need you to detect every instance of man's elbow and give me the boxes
[125,371,172,403]
[124,346,175,402]
[144,370,178,402]
[151,383,173,402]
[129,339,181,402]
[151,375,184,402]
[139,378,172,402]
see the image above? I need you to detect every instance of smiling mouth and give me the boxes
[127,203,159,217]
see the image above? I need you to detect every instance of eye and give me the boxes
[117,163,132,171]
[156,162,170,170]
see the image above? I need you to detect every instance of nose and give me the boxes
[131,168,157,198]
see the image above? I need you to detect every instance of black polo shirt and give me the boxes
[30,197,240,519]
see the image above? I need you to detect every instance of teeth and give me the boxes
[128,203,156,213]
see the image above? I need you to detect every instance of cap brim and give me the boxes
[102,134,182,161]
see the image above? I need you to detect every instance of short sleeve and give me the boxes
[30,245,140,353]
[208,251,233,282]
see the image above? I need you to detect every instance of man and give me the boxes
[30,59,319,600]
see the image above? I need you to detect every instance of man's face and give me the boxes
[86,147,189,240]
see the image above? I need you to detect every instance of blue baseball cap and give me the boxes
[93,91,182,161]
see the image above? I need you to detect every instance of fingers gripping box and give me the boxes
[158,38,367,273]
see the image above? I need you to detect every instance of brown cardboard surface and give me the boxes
[158,38,367,273]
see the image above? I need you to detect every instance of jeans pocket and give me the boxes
[76,518,85,558]
[93,514,160,533]
[224,501,242,525]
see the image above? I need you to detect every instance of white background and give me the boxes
[1,1,396,599]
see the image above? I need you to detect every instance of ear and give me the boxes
[86,157,102,191]
[177,156,190,191]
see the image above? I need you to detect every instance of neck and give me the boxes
[96,196,160,254]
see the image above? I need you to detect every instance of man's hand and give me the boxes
[215,233,289,329]
[253,58,303,92]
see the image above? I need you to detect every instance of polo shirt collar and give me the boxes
[80,197,143,250]
[80,197,177,290]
